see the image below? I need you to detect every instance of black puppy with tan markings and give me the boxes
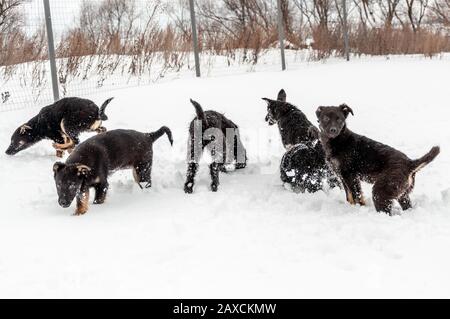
[312,104,440,214]
[6,97,113,157]
[53,127,173,215]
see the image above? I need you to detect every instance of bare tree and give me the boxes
[430,0,450,26]
[405,0,430,32]
[0,0,23,33]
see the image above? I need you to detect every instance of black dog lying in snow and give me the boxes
[280,142,340,193]
[313,104,440,214]
[263,89,315,150]
[184,99,247,194]
[263,89,339,193]
[6,97,114,157]
[53,127,173,215]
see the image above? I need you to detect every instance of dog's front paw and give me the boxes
[74,210,87,216]
[55,149,64,158]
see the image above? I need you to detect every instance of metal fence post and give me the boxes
[342,0,350,61]
[43,0,59,101]
[189,0,201,78]
[277,0,287,71]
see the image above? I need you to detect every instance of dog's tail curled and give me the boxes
[410,146,440,174]
[99,97,114,121]
[149,126,173,146]
[190,99,208,126]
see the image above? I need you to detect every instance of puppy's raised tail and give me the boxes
[99,97,114,121]
[149,126,173,146]
[190,99,208,125]
[410,146,440,173]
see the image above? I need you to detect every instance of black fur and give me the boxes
[263,89,314,150]
[280,142,340,193]
[315,104,440,214]
[184,99,247,194]
[53,128,173,215]
[6,97,114,157]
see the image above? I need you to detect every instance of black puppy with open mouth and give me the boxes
[53,127,173,215]
[6,97,113,157]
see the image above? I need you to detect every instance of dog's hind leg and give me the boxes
[184,162,199,194]
[210,162,220,192]
[134,161,153,189]
[372,175,399,214]
[184,135,203,194]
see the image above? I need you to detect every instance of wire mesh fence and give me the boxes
[1,0,449,112]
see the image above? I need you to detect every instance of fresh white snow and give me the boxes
[0,55,449,298]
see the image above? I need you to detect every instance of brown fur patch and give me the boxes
[75,191,90,216]
[133,168,140,183]
[90,120,102,131]
[346,190,356,205]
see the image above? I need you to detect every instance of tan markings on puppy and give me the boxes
[75,191,90,216]
[133,168,140,183]
[412,163,427,174]
[358,196,367,206]
[96,126,107,134]
[94,177,101,184]
[20,125,32,134]
[53,120,75,150]
[76,165,91,176]
[346,191,356,205]
[90,120,102,131]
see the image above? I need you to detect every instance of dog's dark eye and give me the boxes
[323,116,330,123]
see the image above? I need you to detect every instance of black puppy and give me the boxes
[280,142,340,193]
[313,104,440,214]
[6,97,114,157]
[184,99,247,194]
[263,89,314,150]
[53,127,173,215]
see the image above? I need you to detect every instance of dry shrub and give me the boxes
[350,26,450,57]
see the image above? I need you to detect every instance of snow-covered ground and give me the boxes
[0,56,449,298]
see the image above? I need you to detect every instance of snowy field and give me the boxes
[0,56,449,298]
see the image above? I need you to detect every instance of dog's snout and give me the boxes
[330,127,338,134]
[58,198,71,208]
[5,147,15,156]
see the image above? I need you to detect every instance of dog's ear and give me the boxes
[277,89,287,102]
[262,98,273,104]
[20,125,32,135]
[76,165,92,177]
[316,107,325,119]
[340,104,354,118]
[53,162,65,174]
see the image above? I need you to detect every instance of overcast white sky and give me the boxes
[21,0,172,37]
[22,0,83,36]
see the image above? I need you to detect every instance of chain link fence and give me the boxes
[2,0,448,112]
[2,0,340,112]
